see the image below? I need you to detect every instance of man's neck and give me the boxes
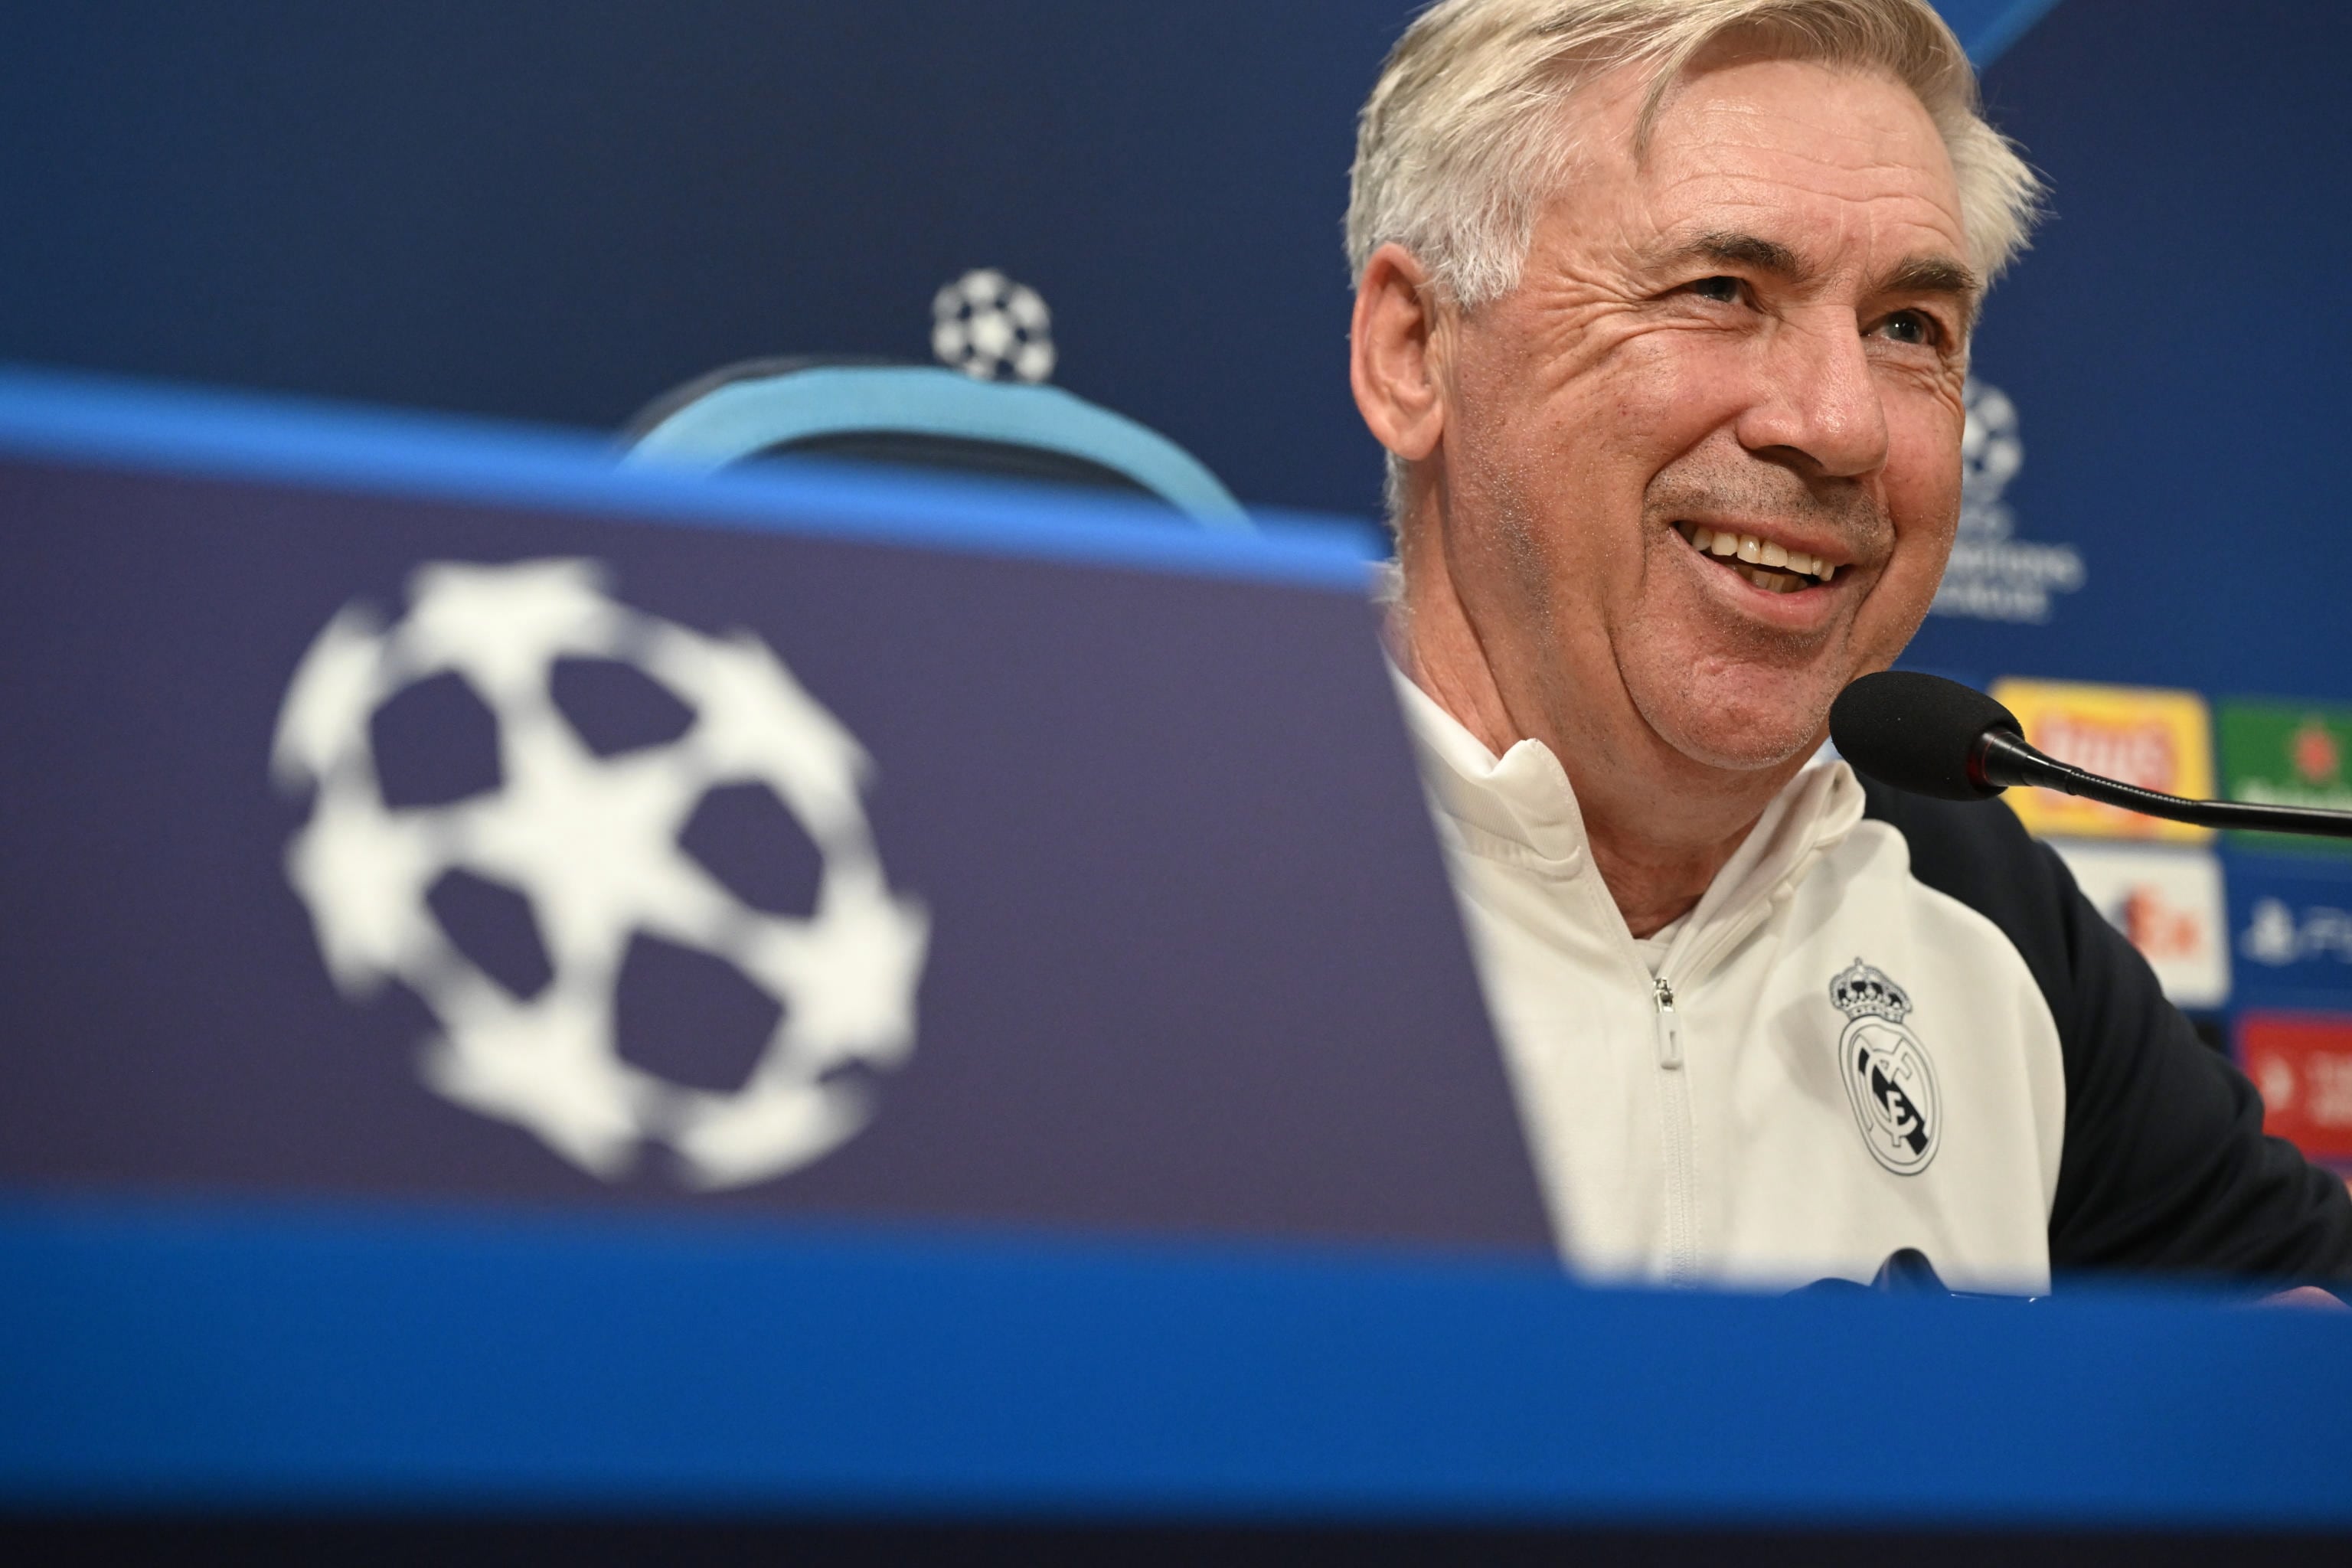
[1391,550,1805,941]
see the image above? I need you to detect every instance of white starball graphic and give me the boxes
[930,267,1056,384]
[271,558,929,1189]
[1960,377,2023,508]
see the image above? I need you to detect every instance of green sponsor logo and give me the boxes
[2218,700,2352,853]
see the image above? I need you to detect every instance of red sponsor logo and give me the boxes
[2240,1014,2352,1165]
[2120,884,2207,963]
[2291,719,2341,786]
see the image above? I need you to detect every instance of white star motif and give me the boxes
[275,559,928,1189]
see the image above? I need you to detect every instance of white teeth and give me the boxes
[1687,524,1838,585]
[1740,564,1803,594]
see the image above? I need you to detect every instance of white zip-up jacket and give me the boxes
[1395,671,2352,1294]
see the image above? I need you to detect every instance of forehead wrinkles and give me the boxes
[1646,153,1962,234]
[1668,82,1944,167]
[1618,65,1966,264]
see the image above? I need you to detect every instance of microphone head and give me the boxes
[1828,670,2023,802]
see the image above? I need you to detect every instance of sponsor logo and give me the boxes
[273,559,930,1190]
[2239,897,2352,969]
[932,267,1055,384]
[1831,959,1939,1175]
[2048,842,2230,1008]
[1989,678,2216,842]
[1929,379,2087,624]
[2239,1014,2352,1166]
[2223,852,2352,1013]
[2218,700,2352,855]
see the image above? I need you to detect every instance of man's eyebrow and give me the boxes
[1876,253,1982,333]
[1657,232,1983,332]
[1660,230,1813,280]
[1877,253,1981,299]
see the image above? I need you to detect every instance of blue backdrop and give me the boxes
[5,3,2349,1031]
[11,5,2352,1527]
[1907,0,2352,699]
[0,2,2334,688]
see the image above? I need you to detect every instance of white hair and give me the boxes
[1349,0,2042,300]
[1347,0,2045,521]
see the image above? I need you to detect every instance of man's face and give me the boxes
[1433,52,1972,774]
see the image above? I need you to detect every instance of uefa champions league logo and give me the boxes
[1958,376,2024,507]
[1932,378,2086,625]
[931,268,1056,384]
[272,559,929,1189]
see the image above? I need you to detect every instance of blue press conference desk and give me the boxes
[0,370,2346,1549]
[7,1194,2352,1534]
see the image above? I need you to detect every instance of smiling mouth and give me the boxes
[1672,521,1839,596]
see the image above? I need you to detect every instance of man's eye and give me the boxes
[1687,276,1743,304]
[1878,310,1941,347]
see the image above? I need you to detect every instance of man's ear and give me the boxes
[1350,243,1446,464]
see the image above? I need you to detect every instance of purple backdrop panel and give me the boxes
[0,445,1552,1254]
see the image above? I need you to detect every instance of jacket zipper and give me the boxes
[1643,886,1799,1285]
[1652,975,1697,1284]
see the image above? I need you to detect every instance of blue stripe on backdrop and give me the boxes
[1936,0,2070,67]
[0,368,1374,592]
[2,1194,2347,1527]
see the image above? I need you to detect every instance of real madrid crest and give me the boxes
[1830,959,1939,1176]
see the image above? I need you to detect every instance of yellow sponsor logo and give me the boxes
[1989,678,2216,842]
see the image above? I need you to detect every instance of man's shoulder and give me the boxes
[1853,772,2060,896]
[1852,775,2352,1285]
[1850,772,2074,1018]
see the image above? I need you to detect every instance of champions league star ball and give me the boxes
[1959,377,2022,511]
[271,558,929,1190]
[931,267,1056,384]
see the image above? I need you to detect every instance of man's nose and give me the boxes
[1733,313,1890,479]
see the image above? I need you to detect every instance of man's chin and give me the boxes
[1633,674,1841,775]
[1666,724,1827,774]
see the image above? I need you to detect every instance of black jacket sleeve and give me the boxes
[1860,779,2352,1288]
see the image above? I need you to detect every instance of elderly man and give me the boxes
[1347,0,2352,1293]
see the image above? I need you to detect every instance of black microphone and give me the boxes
[1828,670,2352,840]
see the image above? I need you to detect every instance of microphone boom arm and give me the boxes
[1969,728,2352,840]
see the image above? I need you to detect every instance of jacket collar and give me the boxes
[1389,662,1867,959]
[1388,664,1592,869]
